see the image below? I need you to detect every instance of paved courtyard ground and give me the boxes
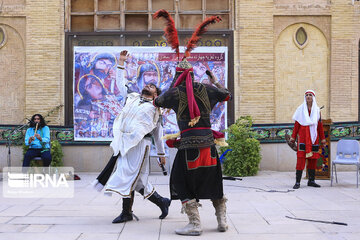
[0,171,359,240]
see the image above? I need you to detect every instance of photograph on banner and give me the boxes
[73,46,228,141]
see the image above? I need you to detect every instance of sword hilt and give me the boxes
[157,158,167,176]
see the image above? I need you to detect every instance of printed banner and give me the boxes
[73,46,228,141]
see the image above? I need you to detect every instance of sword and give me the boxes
[157,158,167,176]
[223,176,242,181]
[286,215,347,226]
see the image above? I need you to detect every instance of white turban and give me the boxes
[292,90,320,144]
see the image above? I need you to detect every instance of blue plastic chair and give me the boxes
[331,139,360,188]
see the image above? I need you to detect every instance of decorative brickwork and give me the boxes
[275,23,329,123]
[0,21,25,124]
[1,0,360,127]
[236,0,360,123]
[0,0,64,125]
[25,0,65,125]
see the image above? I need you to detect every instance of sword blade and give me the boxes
[286,216,347,226]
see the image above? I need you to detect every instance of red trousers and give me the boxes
[296,157,317,170]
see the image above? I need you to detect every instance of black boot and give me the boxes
[139,189,171,219]
[112,191,135,223]
[149,191,171,219]
[307,169,321,187]
[293,170,303,189]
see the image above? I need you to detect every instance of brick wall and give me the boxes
[0,18,26,124]
[0,1,64,125]
[235,0,360,123]
[330,0,360,122]
[25,0,65,125]
[236,0,275,123]
[0,2,26,124]
[274,23,329,123]
[1,0,360,126]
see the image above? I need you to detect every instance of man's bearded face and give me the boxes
[141,84,158,98]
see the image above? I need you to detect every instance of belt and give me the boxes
[181,127,211,134]
[299,143,319,152]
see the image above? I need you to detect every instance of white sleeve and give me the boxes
[153,118,165,155]
[116,64,128,99]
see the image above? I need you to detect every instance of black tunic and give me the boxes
[154,81,230,201]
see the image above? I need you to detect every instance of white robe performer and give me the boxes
[93,56,170,224]
[105,64,165,198]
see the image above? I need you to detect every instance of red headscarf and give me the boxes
[173,67,200,127]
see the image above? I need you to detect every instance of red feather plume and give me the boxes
[153,9,180,59]
[185,16,222,57]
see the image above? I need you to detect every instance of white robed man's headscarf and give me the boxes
[292,90,320,144]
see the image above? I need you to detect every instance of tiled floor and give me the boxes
[0,171,359,240]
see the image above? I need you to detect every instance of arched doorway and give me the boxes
[275,23,329,123]
[0,24,25,124]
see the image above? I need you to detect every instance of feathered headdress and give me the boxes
[153,9,180,59]
[184,15,222,57]
[154,9,222,60]
[154,10,221,127]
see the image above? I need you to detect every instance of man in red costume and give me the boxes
[290,90,326,189]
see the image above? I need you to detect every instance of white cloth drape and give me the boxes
[292,90,320,144]
[106,138,154,197]
[110,93,160,157]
